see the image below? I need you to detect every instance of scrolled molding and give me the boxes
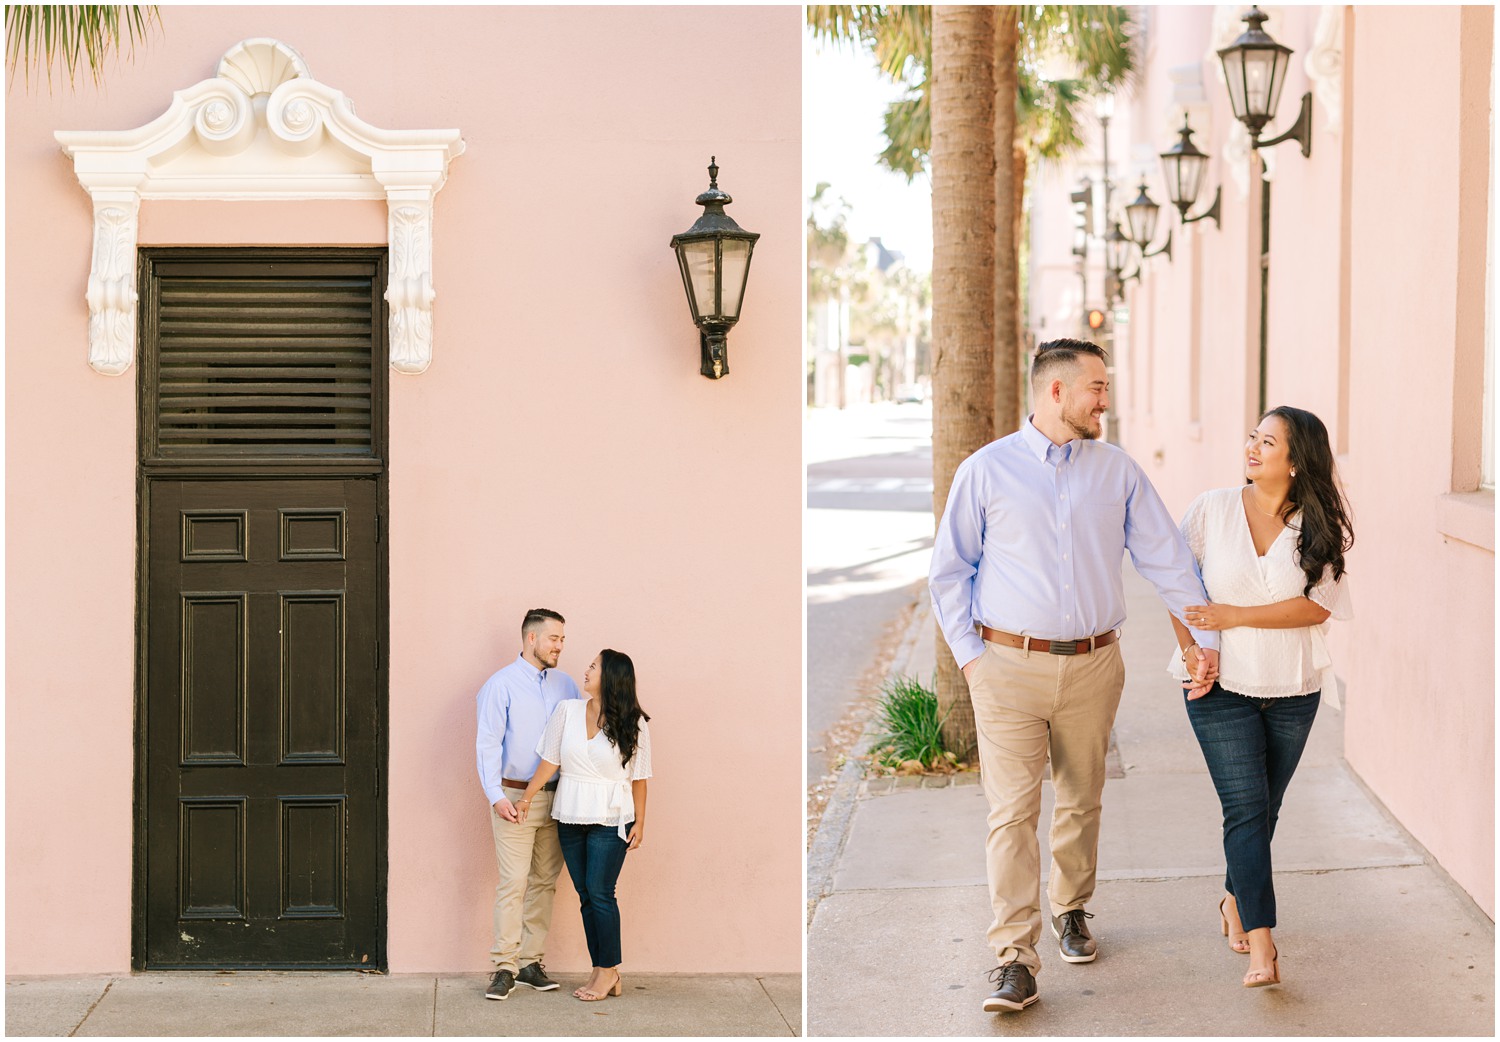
[56,38,463,376]
[386,203,436,374]
[85,198,140,376]
[1304,6,1344,137]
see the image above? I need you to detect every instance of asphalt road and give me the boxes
[806,402,935,784]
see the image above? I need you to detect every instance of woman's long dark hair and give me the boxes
[598,649,650,768]
[1254,406,1354,596]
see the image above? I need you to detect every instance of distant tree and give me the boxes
[808,183,863,409]
[5,5,160,92]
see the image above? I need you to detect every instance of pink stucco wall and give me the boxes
[6,6,803,973]
[1339,6,1494,917]
[1076,6,1494,915]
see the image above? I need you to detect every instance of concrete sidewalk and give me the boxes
[807,565,1495,1037]
[5,972,801,1037]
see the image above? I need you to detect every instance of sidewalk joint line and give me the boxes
[755,974,797,1036]
[69,977,114,1037]
[825,860,1436,898]
[429,975,437,1036]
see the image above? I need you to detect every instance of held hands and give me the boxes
[626,822,644,850]
[1185,602,1241,631]
[515,796,534,823]
[1183,646,1220,701]
[493,798,519,823]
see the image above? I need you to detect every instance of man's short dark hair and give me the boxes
[1031,338,1109,391]
[521,608,565,638]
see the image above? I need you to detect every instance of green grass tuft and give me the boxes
[869,673,949,770]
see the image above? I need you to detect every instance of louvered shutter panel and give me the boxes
[147,256,383,459]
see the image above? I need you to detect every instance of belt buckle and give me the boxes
[1051,639,1079,656]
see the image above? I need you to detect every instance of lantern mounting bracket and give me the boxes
[1180,185,1223,228]
[1252,91,1314,158]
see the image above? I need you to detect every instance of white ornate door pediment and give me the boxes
[56,38,465,375]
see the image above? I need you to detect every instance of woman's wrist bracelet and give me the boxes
[1181,642,1200,662]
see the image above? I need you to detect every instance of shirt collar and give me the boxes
[1021,417,1074,463]
[514,653,547,681]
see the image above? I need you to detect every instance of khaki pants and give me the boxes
[968,638,1125,974]
[489,786,564,972]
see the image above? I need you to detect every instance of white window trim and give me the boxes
[55,39,465,376]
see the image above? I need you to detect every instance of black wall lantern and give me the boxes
[1159,115,1222,228]
[1123,180,1173,262]
[1217,6,1313,157]
[670,157,760,379]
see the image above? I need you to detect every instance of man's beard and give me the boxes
[1063,403,1102,440]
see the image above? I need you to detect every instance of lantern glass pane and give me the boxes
[1181,152,1207,210]
[1106,235,1129,273]
[1243,49,1276,118]
[679,239,718,320]
[719,239,753,320]
[1264,48,1288,121]
[1221,49,1248,120]
[1125,199,1158,247]
[1162,152,1207,211]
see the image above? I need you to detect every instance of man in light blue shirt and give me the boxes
[476,608,581,1001]
[930,339,1219,1013]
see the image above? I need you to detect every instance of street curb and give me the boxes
[807,590,932,911]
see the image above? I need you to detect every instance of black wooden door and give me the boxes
[144,477,380,967]
[137,248,387,969]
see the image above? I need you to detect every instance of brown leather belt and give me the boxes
[502,777,557,792]
[980,626,1118,656]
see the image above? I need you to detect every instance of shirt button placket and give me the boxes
[1057,458,1075,637]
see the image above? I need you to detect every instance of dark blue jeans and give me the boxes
[1184,684,1320,932]
[556,821,630,967]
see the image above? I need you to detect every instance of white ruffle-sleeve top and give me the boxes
[536,698,652,840]
[1167,486,1352,702]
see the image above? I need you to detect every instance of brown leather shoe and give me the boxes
[983,962,1038,1012]
[1051,909,1097,963]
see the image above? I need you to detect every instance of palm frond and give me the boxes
[5,5,160,92]
[1019,75,1088,160]
[878,89,929,182]
[810,5,1134,181]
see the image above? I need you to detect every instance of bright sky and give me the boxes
[803,29,933,274]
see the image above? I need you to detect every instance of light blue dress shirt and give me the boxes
[476,654,581,807]
[930,419,1218,669]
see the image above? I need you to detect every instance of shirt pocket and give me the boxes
[1077,497,1126,534]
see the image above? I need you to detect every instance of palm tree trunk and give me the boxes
[930,4,995,760]
[993,8,1021,440]
[1012,140,1030,424]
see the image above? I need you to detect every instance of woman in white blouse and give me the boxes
[1168,406,1353,990]
[516,649,652,1002]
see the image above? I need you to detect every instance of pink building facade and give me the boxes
[6,7,804,973]
[1030,5,1494,917]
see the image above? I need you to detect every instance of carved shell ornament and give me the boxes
[55,37,464,376]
